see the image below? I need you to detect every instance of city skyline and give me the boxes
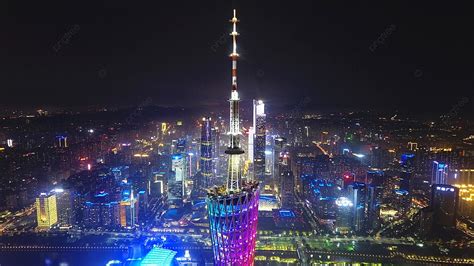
[1,3,473,266]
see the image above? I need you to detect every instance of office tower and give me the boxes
[248,126,254,162]
[119,193,138,228]
[253,99,266,183]
[83,201,100,227]
[280,170,295,208]
[274,136,287,175]
[207,10,260,266]
[169,154,186,205]
[451,169,474,219]
[53,188,74,228]
[198,117,213,194]
[347,182,367,233]
[137,190,147,226]
[265,135,275,176]
[400,154,415,191]
[335,197,353,234]
[83,192,120,228]
[367,184,383,232]
[36,193,58,229]
[175,138,186,153]
[83,200,120,228]
[432,161,448,185]
[431,184,459,228]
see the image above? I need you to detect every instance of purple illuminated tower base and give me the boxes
[207,181,259,265]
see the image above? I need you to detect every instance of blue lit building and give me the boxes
[140,247,177,266]
[304,179,337,222]
[348,182,367,233]
[432,161,448,185]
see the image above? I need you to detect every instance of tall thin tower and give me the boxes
[226,9,245,191]
[207,10,260,266]
[199,117,213,187]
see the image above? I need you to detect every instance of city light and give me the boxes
[335,197,353,207]
[1,4,471,266]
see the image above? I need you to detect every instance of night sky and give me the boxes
[3,1,473,114]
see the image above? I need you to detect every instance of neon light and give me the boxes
[140,247,176,266]
[207,187,259,265]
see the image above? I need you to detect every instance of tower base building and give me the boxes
[207,181,259,265]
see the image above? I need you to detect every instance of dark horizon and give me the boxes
[3,1,473,115]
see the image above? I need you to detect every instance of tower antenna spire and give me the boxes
[226,9,244,192]
[230,9,239,91]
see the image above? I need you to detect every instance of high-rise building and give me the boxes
[432,161,448,185]
[36,193,58,229]
[347,182,367,233]
[253,99,266,183]
[119,196,138,228]
[431,184,459,228]
[53,188,74,228]
[248,127,254,163]
[197,117,213,196]
[83,201,120,228]
[137,190,148,226]
[367,184,383,232]
[169,154,186,205]
[335,196,353,234]
[206,10,260,265]
[280,170,295,208]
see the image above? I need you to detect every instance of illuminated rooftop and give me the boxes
[140,247,177,266]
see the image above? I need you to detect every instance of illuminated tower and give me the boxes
[207,10,260,266]
[253,99,266,183]
[36,193,58,229]
[169,154,186,205]
[199,117,213,188]
[432,161,448,185]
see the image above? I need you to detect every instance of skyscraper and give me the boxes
[335,196,353,234]
[253,99,266,183]
[53,188,74,228]
[206,10,260,265]
[36,193,58,229]
[119,194,138,228]
[431,184,459,228]
[347,182,367,233]
[432,161,448,185]
[198,117,213,195]
[169,154,186,205]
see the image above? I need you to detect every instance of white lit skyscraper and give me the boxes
[253,99,266,183]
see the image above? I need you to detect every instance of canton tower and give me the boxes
[206,9,260,266]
